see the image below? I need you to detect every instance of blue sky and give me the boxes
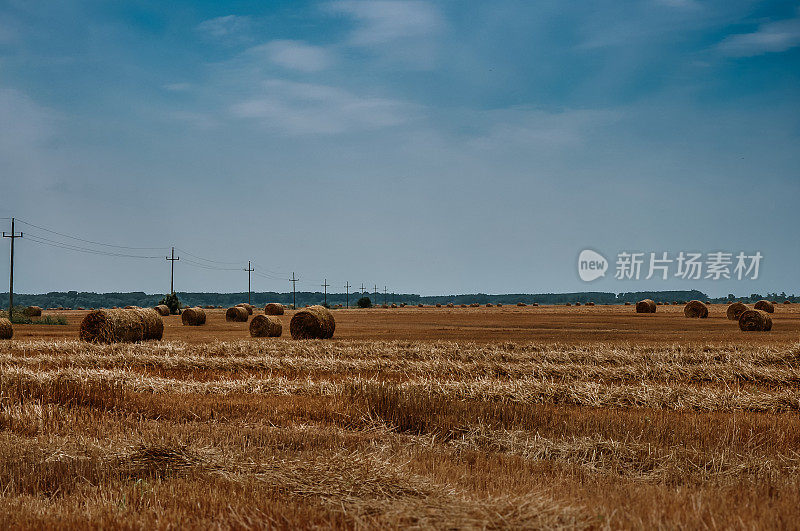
[1,0,798,296]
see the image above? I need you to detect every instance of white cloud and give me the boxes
[247,40,334,72]
[230,79,415,135]
[196,15,252,40]
[326,0,442,45]
[717,15,800,57]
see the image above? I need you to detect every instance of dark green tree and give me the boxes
[357,296,372,308]
[158,293,181,315]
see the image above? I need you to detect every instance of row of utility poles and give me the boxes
[3,219,396,314]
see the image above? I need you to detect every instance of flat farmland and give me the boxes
[1,304,799,529]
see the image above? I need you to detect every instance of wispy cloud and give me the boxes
[717,13,800,57]
[246,40,334,72]
[230,79,415,135]
[326,0,443,45]
[196,15,252,41]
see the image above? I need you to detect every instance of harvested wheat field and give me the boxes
[1,305,800,528]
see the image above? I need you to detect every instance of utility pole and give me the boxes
[344,281,350,309]
[374,284,378,301]
[244,261,254,305]
[360,283,366,295]
[289,272,299,309]
[165,247,180,294]
[3,218,23,318]
[321,279,329,306]
[384,286,387,306]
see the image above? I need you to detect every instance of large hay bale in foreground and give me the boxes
[264,303,285,316]
[24,306,42,317]
[236,303,253,315]
[153,304,170,316]
[181,307,206,326]
[738,309,772,331]
[754,300,775,313]
[134,308,164,340]
[226,306,249,322]
[636,299,656,313]
[290,305,335,339]
[726,302,749,321]
[250,315,282,337]
[80,309,145,343]
[684,300,709,318]
[0,318,12,340]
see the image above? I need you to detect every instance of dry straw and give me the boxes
[684,300,709,318]
[249,315,282,337]
[153,304,170,316]
[264,303,285,316]
[80,309,144,343]
[181,307,206,326]
[726,302,749,321]
[754,300,775,313]
[135,308,164,340]
[290,305,335,339]
[738,309,773,331]
[0,318,12,340]
[226,306,249,322]
[24,306,42,317]
[236,303,253,315]
[636,299,656,313]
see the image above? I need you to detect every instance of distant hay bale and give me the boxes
[684,300,709,318]
[446,303,454,308]
[624,302,631,306]
[436,304,442,308]
[80,309,144,343]
[382,304,389,308]
[754,300,775,313]
[565,303,572,307]
[391,303,397,308]
[290,305,335,339]
[574,302,581,306]
[226,306,249,322]
[496,303,503,307]
[418,304,424,308]
[460,304,467,308]
[154,305,170,316]
[134,308,164,340]
[586,302,595,306]
[726,302,749,321]
[784,301,792,305]
[635,299,656,313]
[236,303,253,315]
[181,307,206,326]
[517,302,526,307]
[738,309,772,332]
[532,303,539,307]
[264,303,285,316]
[249,315,282,337]
[485,303,493,307]
[0,318,12,340]
[24,306,42,317]
[400,303,406,307]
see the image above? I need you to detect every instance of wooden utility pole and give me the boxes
[321,279,329,306]
[244,261,254,305]
[384,286,387,306]
[360,283,366,295]
[289,272,299,309]
[2,218,23,317]
[344,281,350,309]
[165,247,180,294]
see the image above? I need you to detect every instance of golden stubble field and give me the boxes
[1,304,799,529]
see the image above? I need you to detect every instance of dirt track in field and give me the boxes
[14,304,800,346]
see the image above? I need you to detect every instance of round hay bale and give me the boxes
[153,304,170,316]
[265,303,285,315]
[134,308,164,340]
[436,303,442,308]
[418,304,424,308]
[181,307,206,326]
[446,303,454,308]
[290,305,335,339]
[684,300,708,318]
[236,303,253,315]
[784,301,791,305]
[586,302,595,306]
[565,303,572,307]
[726,302,749,321]
[496,303,503,307]
[532,303,539,307]
[0,318,12,340]
[574,302,581,306]
[80,309,144,343]
[250,315,282,337]
[486,303,493,307]
[624,302,631,306]
[226,306,249,322]
[460,304,467,308]
[754,300,775,314]
[391,303,398,308]
[382,304,389,309]
[635,299,656,313]
[24,306,42,317]
[517,302,526,307]
[738,309,772,331]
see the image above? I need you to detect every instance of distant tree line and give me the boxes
[3,289,796,310]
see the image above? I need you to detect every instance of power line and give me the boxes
[174,247,243,266]
[24,234,162,259]
[15,218,168,250]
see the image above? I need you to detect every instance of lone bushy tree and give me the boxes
[158,293,181,315]
[357,296,372,308]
